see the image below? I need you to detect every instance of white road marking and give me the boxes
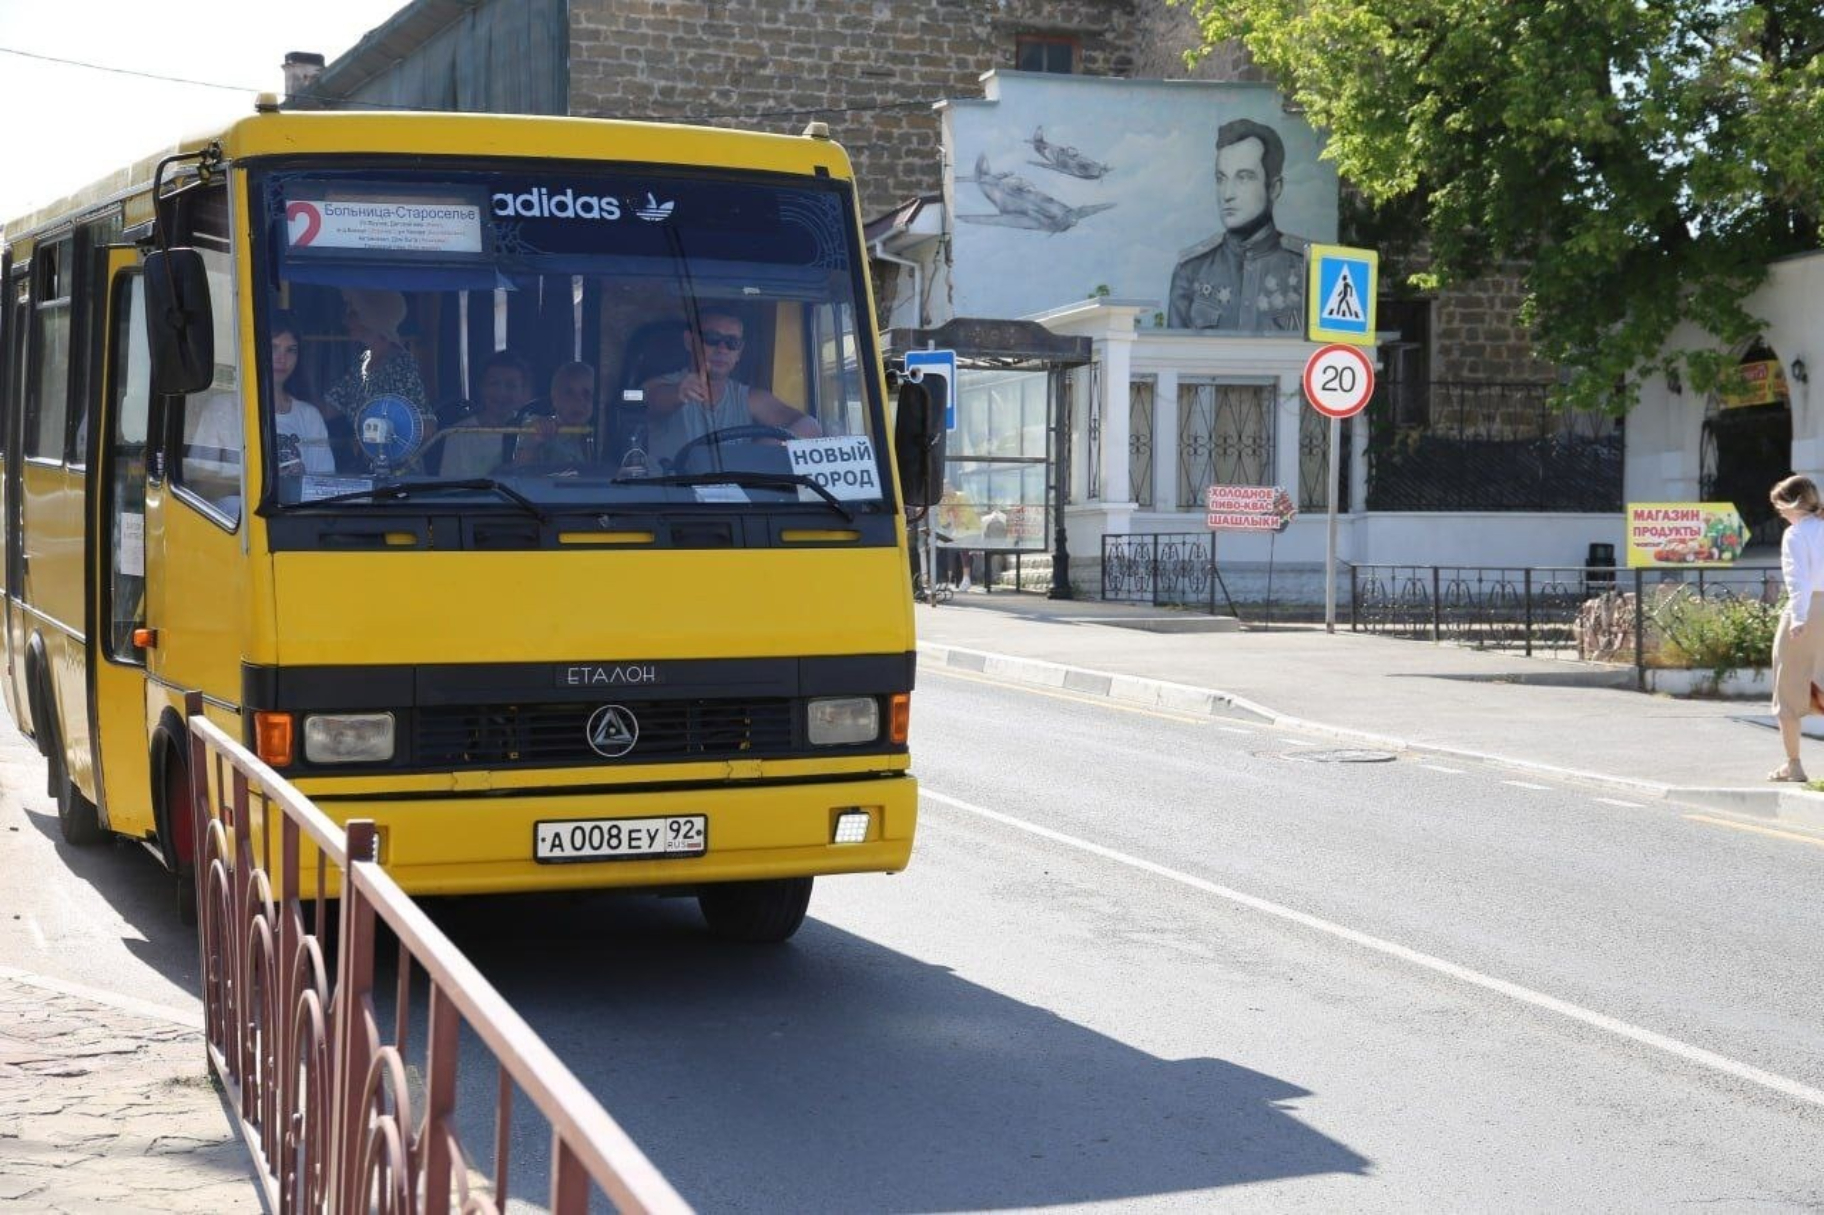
[923,787,1824,1111]
[1502,780,1552,791]
[26,915,45,949]
[1595,798,1645,809]
[1419,764,1466,775]
[1216,727,1255,735]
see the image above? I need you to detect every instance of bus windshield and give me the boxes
[244,163,885,518]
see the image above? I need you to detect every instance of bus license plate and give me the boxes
[534,815,707,863]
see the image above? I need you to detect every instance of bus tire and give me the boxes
[174,871,198,927]
[154,742,199,925]
[22,637,49,757]
[52,734,104,847]
[697,876,813,944]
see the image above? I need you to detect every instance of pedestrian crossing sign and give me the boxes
[1306,244,1379,346]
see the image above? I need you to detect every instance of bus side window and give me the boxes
[175,390,243,511]
[24,240,72,463]
[165,188,242,525]
[4,271,26,465]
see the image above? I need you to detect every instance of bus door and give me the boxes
[88,248,154,837]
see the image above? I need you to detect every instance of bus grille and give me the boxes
[415,699,796,766]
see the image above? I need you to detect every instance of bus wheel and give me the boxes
[54,763,104,847]
[174,872,198,927]
[40,709,102,847]
[161,750,198,926]
[697,877,813,943]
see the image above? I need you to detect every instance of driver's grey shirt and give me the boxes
[646,372,754,469]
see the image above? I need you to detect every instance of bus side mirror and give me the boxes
[894,376,944,508]
[143,248,214,395]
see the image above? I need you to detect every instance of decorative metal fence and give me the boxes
[1101,532,1238,616]
[1348,564,1784,687]
[1365,382,1623,512]
[185,692,688,1214]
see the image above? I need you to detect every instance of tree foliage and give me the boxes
[1188,0,1824,410]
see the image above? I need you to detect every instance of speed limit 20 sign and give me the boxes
[1302,343,1375,419]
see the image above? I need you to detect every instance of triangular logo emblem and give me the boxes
[1321,265,1364,323]
[586,705,639,757]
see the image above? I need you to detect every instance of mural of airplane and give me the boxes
[958,154,1116,233]
[1026,127,1111,179]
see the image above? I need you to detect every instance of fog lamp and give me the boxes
[808,697,879,746]
[303,713,396,764]
[833,810,871,844]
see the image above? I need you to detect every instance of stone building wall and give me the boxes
[1432,266,1552,383]
[567,0,1136,220]
[1126,0,1265,83]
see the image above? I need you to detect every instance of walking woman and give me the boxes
[1768,474,1824,781]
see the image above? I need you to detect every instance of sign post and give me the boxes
[1205,486,1296,623]
[1302,344,1376,632]
[905,349,957,604]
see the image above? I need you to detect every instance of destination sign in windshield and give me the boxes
[286,198,483,255]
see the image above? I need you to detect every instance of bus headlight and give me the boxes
[303,713,396,764]
[807,697,878,746]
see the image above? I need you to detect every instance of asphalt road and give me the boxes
[6,670,1824,1210]
[429,669,1824,1211]
[0,722,199,1012]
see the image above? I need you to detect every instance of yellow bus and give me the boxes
[0,101,940,941]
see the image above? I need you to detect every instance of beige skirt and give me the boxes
[1771,592,1824,717]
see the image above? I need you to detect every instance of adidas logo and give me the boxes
[636,193,675,222]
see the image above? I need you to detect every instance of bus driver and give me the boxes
[641,308,820,469]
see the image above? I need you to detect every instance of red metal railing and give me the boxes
[185,692,690,1213]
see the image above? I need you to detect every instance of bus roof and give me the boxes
[3,108,857,247]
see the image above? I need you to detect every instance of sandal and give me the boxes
[1768,763,1809,783]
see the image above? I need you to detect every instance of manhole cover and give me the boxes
[1274,748,1398,764]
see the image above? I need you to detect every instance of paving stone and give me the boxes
[0,975,257,1212]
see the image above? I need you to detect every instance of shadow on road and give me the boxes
[425,891,1370,1212]
[12,798,200,995]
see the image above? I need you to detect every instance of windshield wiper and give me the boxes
[264,478,552,524]
[624,471,857,522]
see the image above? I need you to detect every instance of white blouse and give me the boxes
[1781,514,1824,623]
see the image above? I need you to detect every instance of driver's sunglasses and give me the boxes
[698,331,744,350]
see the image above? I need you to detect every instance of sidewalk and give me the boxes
[915,593,1824,831]
[0,966,256,1212]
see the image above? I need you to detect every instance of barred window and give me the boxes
[1177,381,1272,507]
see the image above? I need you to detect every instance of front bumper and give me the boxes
[290,774,917,896]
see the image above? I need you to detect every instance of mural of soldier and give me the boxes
[1168,118,1309,332]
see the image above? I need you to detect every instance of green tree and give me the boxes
[1188,0,1824,410]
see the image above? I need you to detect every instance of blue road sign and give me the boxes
[905,349,958,432]
[1306,244,1379,346]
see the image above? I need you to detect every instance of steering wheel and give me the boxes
[669,423,797,472]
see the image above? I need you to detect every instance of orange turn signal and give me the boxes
[889,693,911,745]
[131,627,158,648]
[254,712,294,766]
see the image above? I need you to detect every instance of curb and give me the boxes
[0,963,203,1030]
[917,642,1824,835]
